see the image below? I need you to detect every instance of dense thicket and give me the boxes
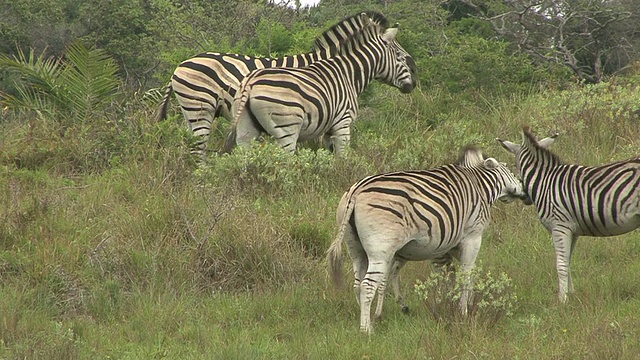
[2,0,638,95]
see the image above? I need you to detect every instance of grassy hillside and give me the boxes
[2,76,640,359]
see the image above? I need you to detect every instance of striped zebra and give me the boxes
[156,12,392,156]
[223,12,417,155]
[498,126,640,303]
[326,147,528,334]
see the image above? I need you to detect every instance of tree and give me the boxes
[456,0,640,83]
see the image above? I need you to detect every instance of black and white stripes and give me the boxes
[224,12,418,155]
[498,126,640,302]
[326,146,527,334]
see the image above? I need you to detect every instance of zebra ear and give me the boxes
[483,158,500,169]
[496,138,520,154]
[537,134,559,149]
[382,27,398,42]
[359,12,371,24]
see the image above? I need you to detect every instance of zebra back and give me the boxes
[312,11,390,58]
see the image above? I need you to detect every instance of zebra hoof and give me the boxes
[401,305,410,314]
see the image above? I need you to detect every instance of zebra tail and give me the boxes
[326,190,357,289]
[221,83,252,154]
[155,82,173,122]
[222,126,237,154]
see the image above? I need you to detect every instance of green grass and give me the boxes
[2,79,640,359]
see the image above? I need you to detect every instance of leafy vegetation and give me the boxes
[415,266,518,328]
[2,0,640,359]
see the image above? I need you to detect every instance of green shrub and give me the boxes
[197,142,336,196]
[288,222,331,260]
[414,266,518,328]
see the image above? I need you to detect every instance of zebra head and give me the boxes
[497,126,560,205]
[485,157,529,204]
[377,24,417,94]
[317,12,417,94]
[459,146,528,204]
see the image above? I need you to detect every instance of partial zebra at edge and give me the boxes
[498,126,640,303]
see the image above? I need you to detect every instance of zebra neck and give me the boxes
[459,167,498,203]
[327,55,374,95]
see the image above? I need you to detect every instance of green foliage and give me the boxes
[0,43,120,124]
[0,47,66,118]
[0,0,85,55]
[59,43,120,120]
[421,35,547,96]
[196,142,336,196]
[288,222,331,259]
[414,266,518,328]
[254,18,294,56]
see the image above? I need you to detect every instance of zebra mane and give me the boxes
[457,146,486,168]
[523,126,563,164]
[312,11,390,56]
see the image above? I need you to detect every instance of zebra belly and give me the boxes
[577,214,640,236]
[395,237,456,261]
[297,111,333,141]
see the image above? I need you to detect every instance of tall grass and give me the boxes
[2,77,640,359]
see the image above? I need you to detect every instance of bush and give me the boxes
[197,142,337,196]
[414,266,518,328]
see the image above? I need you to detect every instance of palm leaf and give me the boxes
[59,43,121,120]
[0,49,70,114]
[0,44,121,121]
[1,87,56,118]
[0,47,69,116]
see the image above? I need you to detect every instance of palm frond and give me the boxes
[0,48,69,117]
[0,44,121,121]
[0,87,56,118]
[0,48,63,95]
[60,43,121,120]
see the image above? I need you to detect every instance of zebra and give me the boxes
[498,126,640,303]
[156,12,394,157]
[222,12,417,155]
[326,146,528,334]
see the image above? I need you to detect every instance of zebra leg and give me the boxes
[262,113,303,155]
[344,228,367,306]
[567,235,579,294]
[322,133,334,153]
[373,268,389,320]
[359,257,391,334]
[372,258,406,318]
[185,108,215,158]
[328,115,353,155]
[235,111,263,150]
[433,253,456,284]
[458,233,482,316]
[388,258,409,314]
[551,228,574,303]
